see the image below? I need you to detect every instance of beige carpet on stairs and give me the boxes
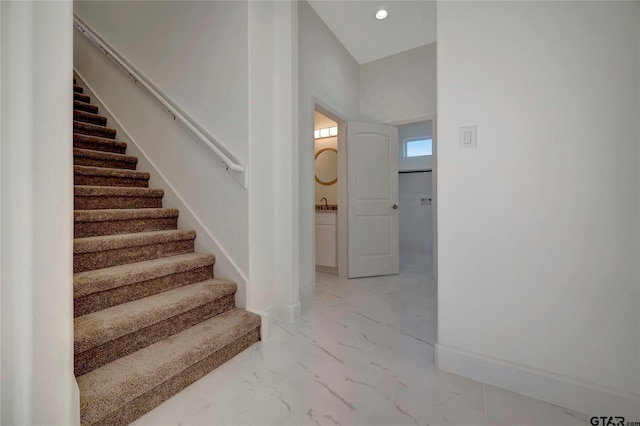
[72,77,260,426]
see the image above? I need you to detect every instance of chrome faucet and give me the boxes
[320,197,328,208]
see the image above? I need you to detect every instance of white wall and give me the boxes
[298,1,360,299]
[74,1,249,164]
[437,1,640,417]
[399,172,433,253]
[360,43,436,125]
[73,1,250,302]
[1,1,79,423]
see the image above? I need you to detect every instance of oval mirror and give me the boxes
[315,147,338,185]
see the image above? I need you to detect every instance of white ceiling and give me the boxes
[307,0,436,65]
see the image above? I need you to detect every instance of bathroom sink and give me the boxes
[315,205,338,211]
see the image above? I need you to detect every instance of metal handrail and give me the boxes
[73,14,247,188]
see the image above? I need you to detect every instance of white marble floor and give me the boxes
[135,251,590,426]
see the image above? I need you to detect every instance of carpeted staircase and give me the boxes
[72,79,261,426]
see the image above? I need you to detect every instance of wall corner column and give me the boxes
[1,1,79,424]
[248,0,300,333]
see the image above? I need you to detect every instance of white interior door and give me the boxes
[347,121,399,278]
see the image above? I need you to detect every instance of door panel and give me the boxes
[347,122,399,278]
[357,215,391,255]
[356,135,391,199]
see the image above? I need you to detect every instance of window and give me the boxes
[404,137,432,158]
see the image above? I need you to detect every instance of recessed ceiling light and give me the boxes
[375,9,388,20]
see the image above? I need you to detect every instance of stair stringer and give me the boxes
[73,70,249,310]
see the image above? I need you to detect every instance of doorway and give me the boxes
[312,110,422,281]
[313,110,340,275]
[313,109,403,279]
[396,119,436,277]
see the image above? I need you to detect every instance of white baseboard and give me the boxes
[251,302,301,340]
[436,343,640,419]
[300,284,314,307]
[279,301,301,324]
[246,308,271,342]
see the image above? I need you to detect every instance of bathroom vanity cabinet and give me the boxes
[315,211,337,269]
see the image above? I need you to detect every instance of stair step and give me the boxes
[73,148,137,171]
[74,165,150,188]
[74,207,178,238]
[74,121,116,139]
[75,278,237,376]
[74,229,196,273]
[74,186,164,210]
[74,109,107,126]
[74,253,215,317]
[77,308,260,426]
[74,100,98,114]
[74,134,127,155]
[75,92,90,103]
[69,76,254,426]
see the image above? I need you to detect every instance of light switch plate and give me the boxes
[459,126,477,149]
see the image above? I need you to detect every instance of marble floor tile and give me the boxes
[484,385,591,425]
[131,386,209,426]
[134,250,589,426]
